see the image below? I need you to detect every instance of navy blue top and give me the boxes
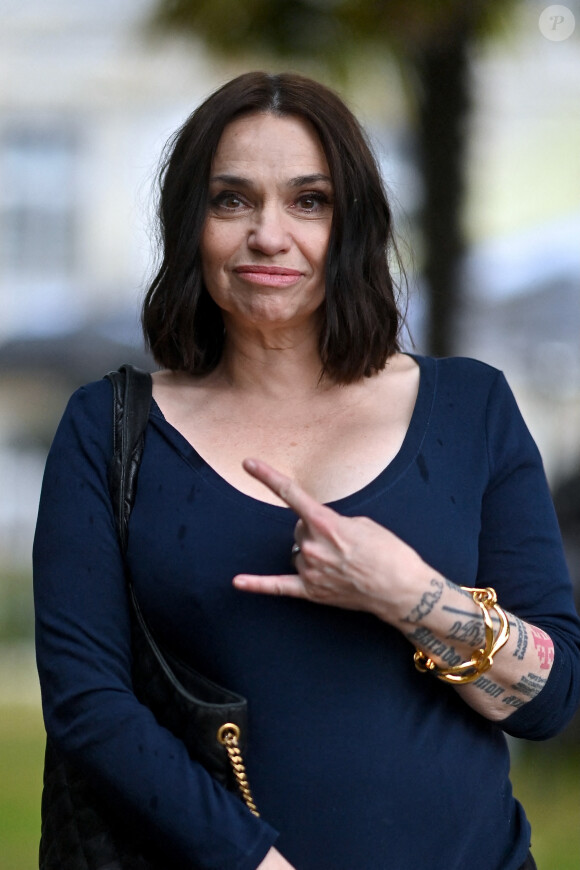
[34,355,580,870]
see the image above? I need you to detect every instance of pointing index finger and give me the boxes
[243,457,323,518]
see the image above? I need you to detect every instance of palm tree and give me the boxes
[147,0,517,356]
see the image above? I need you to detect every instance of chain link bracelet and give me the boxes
[414,586,510,684]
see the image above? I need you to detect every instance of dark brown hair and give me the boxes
[142,71,405,382]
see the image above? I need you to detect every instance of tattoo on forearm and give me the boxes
[511,672,547,699]
[473,676,504,699]
[502,695,525,709]
[530,626,554,670]
[443,578,473,600]
[446,619,486,648]
[512,616,528,661]
[406,626,462,667]
[443,605,504,631]
[402,578,444,624]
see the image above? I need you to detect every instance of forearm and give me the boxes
[256,847,296,869]
[383,567,555,722]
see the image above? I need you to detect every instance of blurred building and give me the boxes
[0,0,578,582]
[460,2,580,489]
[0,0,221,567]
[0,0,228,340]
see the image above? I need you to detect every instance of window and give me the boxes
[0,128,78,280]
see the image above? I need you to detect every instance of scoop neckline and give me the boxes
[149,354,436,517]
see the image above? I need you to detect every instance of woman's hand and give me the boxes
[233,458,427,624]
[233,459,555,724]
[256,847,297,869]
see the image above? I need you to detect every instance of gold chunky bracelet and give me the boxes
[414,586,510,685]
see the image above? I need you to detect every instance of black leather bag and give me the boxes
[39,364,255,870]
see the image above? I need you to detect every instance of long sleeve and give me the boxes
[33,379,278,869]
[475,368,580,738]
[33,359,580,870]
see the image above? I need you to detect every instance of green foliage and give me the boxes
[0,706,44,870]
[149,0,515,75]
[0,570,34,643]
[510,742,580,869]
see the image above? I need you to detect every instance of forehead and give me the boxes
[211,112,330,179]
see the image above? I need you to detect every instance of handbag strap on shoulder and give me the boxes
[105,363,153,555]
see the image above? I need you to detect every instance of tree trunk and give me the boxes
[412,32,471,357]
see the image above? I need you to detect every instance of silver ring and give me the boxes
[291,543,301,561]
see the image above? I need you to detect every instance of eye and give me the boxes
[293,191,332,215]
[210,191,247,211]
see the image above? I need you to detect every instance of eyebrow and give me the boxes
[210,173,333,188]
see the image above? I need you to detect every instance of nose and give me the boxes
[247,202,291,255]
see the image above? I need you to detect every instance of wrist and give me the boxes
[413,586,511,684]
[372,556,438,625]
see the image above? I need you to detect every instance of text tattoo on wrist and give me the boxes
[473,675,503,699]
[446,618,486,647]
[512,616,528,661]
[406,626,463,668]
[511,672,547,699]
[502,695,524,709]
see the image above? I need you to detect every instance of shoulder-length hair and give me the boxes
[142,71,405,383]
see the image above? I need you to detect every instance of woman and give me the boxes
[34,72,580,870]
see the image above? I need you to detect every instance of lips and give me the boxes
[234,265,303,287]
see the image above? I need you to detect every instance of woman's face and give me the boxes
[200,112,333,333]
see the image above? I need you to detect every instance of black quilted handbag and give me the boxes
[39,364,258,870]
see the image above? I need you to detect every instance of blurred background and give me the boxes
[0,1,578,867]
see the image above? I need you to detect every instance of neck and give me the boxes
[214,319,331,399]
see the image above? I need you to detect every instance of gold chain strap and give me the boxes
[217,723,260,817]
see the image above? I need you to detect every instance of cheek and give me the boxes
[200,226,235,290]
[199,223,221,266]
[199,232,221,295]
[307,226,331,269]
